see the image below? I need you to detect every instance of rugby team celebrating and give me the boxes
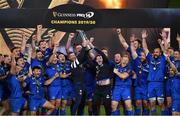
[0,26,180,115]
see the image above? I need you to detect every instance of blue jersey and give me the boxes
[46,64,61,86]
[134,57,149,87]
[25,75,45,97]
[42,48,52,61]
[58,61,71,86]
[0,64,7,83]
[174,60,180,72]
[171,74,180,99]
[31,58,47,74]
[147,53,167,82]
[114,65,132,87]
[17,62,30,78]
[7,75,23,98]
[127,47,143,67]
[127,47,143,58]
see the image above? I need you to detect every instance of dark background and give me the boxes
[2,0,180,58]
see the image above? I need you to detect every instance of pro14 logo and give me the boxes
[77,12,94,19]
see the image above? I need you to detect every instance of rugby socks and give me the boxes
[61,109,66,115]
[135,108,141,115]
[112,110,120,115]
[143,108,150,115]
[126,110,133,115]
[151,109,157,115]
[161,109,168,115]
[167,107,172,115]
[88,110,93,115]
[52,108,58,115]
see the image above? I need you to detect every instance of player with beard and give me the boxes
[57,52,72,115]
[7,53,28,115]
[45,54,62,115]
[131,43,150,115]
[142,30,168,115]
[22,66,55,115]
[0,55,11,115]
[117,28,143,115]
[165,56,180,116]
[112,55,133,115]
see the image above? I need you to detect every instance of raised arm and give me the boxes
[177,34,180,51]
[36,25,43,43]
[160,29,169,52]
[167,56,179,74]
[10,53,16,75]
[48,32,54,49]
[21,32,28,53]
[141,30,149,56]
[94,48,109,63]
[66,33,75,54]
[116,28,129,50]
[31,35,37,59]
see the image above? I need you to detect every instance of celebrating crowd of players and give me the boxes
[0,27,180,116]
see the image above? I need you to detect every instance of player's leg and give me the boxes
[77,91,86,115]
[148,82,157,115]
[111,101,119,115]
[42,100,55,115]
[92,89,101,115]
[71,87,83,115]
[48,86,59,115]
[61,99,67,115]
[134,87,142,115]
[0,99,10,115]
[142,100,150,115]
[156,82,167,115]
[102,86,111,115]
[172,99,180,116]
[135,100,142,115]
[124,99,133,115]
[123,87,133,115]
[166,96,172,115]
[142,87,150,115]
[111,86,121,115]
[10,98,25,115]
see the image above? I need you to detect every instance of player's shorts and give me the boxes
[112,86,131,101]
[0,83,10,101]
[172,99,180,112]
[29,95,46,112]
[135,86,148,100]
[9,97,26,113]
[148,82,164,99]
[85,83,95,100]
[48,86,62,100]
[165,79,172,97]
[61,86,72,100]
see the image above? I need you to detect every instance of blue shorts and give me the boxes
[148,82,164,99]
[112,86,131,101]
[85,84,95,100]
[48,86,61,100]
[29,95,46,112]
[135,86,148,100]
[165,79,172,97]
[172,99,180,112]
[0,84,10,101]
[61,86,72,100]
[10,97,26,113]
